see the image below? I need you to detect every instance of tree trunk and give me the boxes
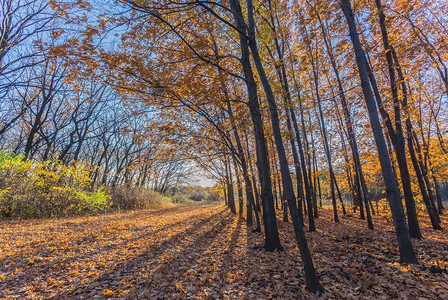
[388,44,443,229]
[244,0,323,293]
[374,0,422,238]
[232,155,244,216]
[227,103,260,230]
[340,0,418,264]
[225,155,237,214]
[229,0,282,251]
[315,7,373,227]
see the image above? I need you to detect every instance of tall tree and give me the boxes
[340,0,418,264]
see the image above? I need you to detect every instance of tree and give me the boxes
[340,0,418,264]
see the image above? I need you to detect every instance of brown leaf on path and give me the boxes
[0,204,447,299]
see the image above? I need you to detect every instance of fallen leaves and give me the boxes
[0,204,447,299]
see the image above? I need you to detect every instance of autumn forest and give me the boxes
[1,0,448,298]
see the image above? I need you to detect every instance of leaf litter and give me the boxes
[0,205,447,299]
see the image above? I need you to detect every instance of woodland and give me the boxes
[0,0,448,298]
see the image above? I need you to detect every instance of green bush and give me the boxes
[75,185,109,212]
[0,152,109,218]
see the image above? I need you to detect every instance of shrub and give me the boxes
[171,193,191,204]
[109,185,173,210]
[375,196,428,223]
[189,190,206,201]
[75,185,109,212]
[0,152,109,218]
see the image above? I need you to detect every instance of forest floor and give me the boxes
[0,204,447,299]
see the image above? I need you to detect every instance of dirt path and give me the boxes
[0,204,447,299]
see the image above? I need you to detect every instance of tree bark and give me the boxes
[340,0,418,264]
[244,0,323,293]
[229,0,282,251]
[314,6,373,228]
[374,0,422,237]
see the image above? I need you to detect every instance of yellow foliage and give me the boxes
[0,152,108,218]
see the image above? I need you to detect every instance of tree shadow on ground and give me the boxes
[2,206,447,299]
[53,207,234,298]
[0,206,210,284]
